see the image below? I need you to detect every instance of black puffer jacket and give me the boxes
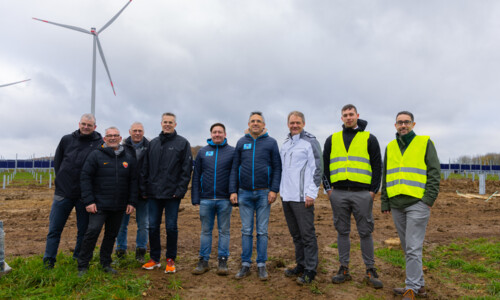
[80,144,138,211]
[141,130,192,200]
[54,130,103,199]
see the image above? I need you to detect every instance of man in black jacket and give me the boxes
[78,127,137,275]
[43,113,102,269]
[141,113,192,273]
[115,122,150,263]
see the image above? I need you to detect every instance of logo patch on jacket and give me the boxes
[103,162,109,165]
[123,162,128,168]
[243,143,252,150]
[206,151,214,156]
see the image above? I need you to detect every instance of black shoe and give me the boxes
[103,266,118,274]
[216,257,229,276]
[135,248,146,263]
[364,267,383,289]
[258,266,268,281]
[235,266,251,279]
[43,258,55,270]
[115,249,126,259]
[192,258,209,275]
[284,265,304,278]
[78,268,88,277]
[296,270,315,285]
[332,265,352,284]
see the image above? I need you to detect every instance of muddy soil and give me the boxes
[1,179,499,299]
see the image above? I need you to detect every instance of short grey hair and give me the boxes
[130,122,144,129]
[162,112,176,122]
[80,113,96,124]
[105,126,120,136]
[287,111,305,123]
[249,111,265,123]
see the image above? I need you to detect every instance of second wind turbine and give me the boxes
[34,0,132,116]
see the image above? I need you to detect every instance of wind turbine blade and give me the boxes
[95,36,116,95]
[33,17,91,35]
[98,0,132,34]
[0,79,31,88]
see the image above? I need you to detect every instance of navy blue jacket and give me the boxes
[191,138,235,205]
[229,132,282,193]
[80,145,138,211]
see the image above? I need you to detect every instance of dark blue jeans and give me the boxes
[44,196,89,263]
[148,198,181,262]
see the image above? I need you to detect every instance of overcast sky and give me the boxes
[1,1,499,161]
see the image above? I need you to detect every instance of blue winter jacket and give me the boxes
[229,132,282,193]
[191,138,235,205]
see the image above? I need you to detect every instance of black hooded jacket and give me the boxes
[80,144,138,211]
[322,119,382,193]
[54,130,103,199]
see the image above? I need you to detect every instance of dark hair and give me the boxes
[210,123,226,133]
[249,111,265,123]
[162,112,176,121]
[396,111,414,122]
[341,104,357,113]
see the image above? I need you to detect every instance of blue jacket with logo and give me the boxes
[229,132,282,193]
[191,138,235,205]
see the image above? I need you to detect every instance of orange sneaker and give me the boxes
[165,258,176,273]
[142,259,161,270]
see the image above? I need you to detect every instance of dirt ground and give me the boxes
[1,178,499,299]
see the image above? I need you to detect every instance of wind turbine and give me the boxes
[0,79,31,88]
[33,0,132,115]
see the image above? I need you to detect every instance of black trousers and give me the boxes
[77,209,125,270]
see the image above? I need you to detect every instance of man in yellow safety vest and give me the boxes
[381,111,440,300]
[322,104,383,289]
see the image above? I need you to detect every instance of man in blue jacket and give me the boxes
[230,112,282,281]
[191,123,235,276]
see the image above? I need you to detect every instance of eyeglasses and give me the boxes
[396,120,412,126]
[105,134,120,138]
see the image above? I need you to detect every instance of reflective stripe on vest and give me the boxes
[329,131,372,184]
[386,135,429,198]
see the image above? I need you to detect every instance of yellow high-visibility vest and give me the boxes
[386,135,429,198]
[329,131,372,184]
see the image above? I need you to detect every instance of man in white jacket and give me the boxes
[280,111,323,285]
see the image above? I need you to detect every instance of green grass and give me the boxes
[2,170,55,187]
[376,238,500,297]
[0,252,150,299]
[441,173,499,181]
[329,242,338,249]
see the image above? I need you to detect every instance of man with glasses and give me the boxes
[115,122,150,263]
[43,113,103,269]
[381,111,440,300]
[229,111,282,281]
[141,113,192,274]
[77,127,137,275]
[322,104,383,289]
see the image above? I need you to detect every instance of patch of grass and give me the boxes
[167,276,183,291]
[375,247,405,268]
[460,283,480,290]
[447,258,466,268]
[308,281,323,295]
[486,280,500,296]
[329,242,338,249]
[358,294,384,300]
[0,252,149,299]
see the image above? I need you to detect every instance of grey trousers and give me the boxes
[392,201,430,292]
[329,189,375,268]
[282,201,318,273]
[0,221,4,269]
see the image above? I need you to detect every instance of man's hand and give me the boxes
[86,204,97,214]
[382,210,391,215]
[327,190,332,197]
[369,191,375,200]
[126,205,135,215]
[268,191,277,204]
[230,193,238,205]
[305,196,314,208]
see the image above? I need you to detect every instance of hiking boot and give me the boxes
[364,267,383,289]
[296,270,315,285]
[402,289,417,300]
[192,258,209,275]
[284,265,304,278]
[216,257,229,276]
[394,287,427,298]
[43,258,55,270]
[77,268,88,277]
[0,262,12,277]
[258,266,268,281]
[165,258,176,273]
[142,259,161,270]
[331,265,352,284]
[135,248,146,263]
[115,249,126,259]
[103,266,118,275]
[234,266,251,279]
